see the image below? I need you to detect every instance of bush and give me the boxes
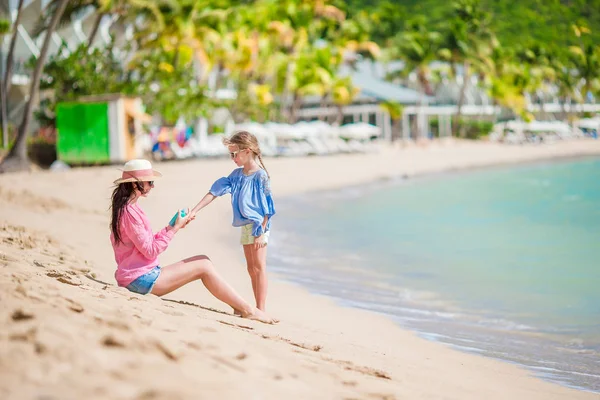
[429,118,494,140]
[460,120,494,140]
[27,136,56,168]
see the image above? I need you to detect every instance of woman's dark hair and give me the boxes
[110,182,135,244]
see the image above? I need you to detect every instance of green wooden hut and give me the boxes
[56,94,151,164]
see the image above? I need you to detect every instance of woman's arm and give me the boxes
[124,214,176,260]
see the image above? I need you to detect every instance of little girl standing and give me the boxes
[191,131,275,312]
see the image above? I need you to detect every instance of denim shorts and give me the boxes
[126,266,161,295]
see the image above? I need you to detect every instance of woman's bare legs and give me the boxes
[243,244,268,311]
[151,255,274,324]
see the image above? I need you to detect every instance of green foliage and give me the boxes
[345,0,600,54]
[126,48,212,124]
[36,41,133,127]
[0,18,10,35]
[430,118,493,139]
[38,39,212,126]
[32,0,600,135]
[40,42,131,100]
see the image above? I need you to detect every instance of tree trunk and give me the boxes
[539,95,546,120]
[318,93,329,121]
[335,105,343,125]
[417,84,426,140]
[1,46,7,149]
[392,118,400,141]
[560,97,567,121]
[2,0,24,147]
[288,92,302,124]
[1,72,7,150]
[279,58,294,122]
[0,0,69,173]
[172,39,181,70]
[213,64,224,92]
[3,0,24,96]
[87,12,104,48]
[453,61,470,137]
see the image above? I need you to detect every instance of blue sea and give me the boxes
[269,157,600,393]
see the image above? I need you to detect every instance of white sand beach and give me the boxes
[2,139,600,400]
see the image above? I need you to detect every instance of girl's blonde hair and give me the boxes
[223,131,270,178]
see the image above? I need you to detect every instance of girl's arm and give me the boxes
[261,215,269,231]
[254,216,270,249]
[191,192,216,216]
[193,175,232,217]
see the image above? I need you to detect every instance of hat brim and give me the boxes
[113,170,163,185]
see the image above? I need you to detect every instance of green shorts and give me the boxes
[240,224,270,246]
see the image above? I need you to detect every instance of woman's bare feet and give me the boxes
[241,308,277,324]
[235,307,279,323]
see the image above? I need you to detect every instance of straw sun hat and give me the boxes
[113,159,163,185]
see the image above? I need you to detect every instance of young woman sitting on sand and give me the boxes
[109,159,275,324]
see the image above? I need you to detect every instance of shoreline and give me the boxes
[276,140,600,200]
[2,139,600,399]
[277,150,600,203]
[264,145,600,393]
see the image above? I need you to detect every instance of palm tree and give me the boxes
[552,59,580,119]
[379,100,404,140]
[1,17,11,149]
[441,0,495,137]
[514,44,557,117]
[569,44,600,104]
[390,17,441,138]
[3,0,23,98]
[38,0,167,49]
[331,76,360,125]
[568,24,600,103]
[0,0,70,173]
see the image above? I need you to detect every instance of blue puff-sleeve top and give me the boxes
[210,168,276,237]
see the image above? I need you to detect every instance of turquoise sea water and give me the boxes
[270,157,600,392]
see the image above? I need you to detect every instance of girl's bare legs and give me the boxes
[151,255,274,324]
[243,244,268,311]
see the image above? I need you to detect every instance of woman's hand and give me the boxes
[173,208,191,230]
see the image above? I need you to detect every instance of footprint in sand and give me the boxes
[94,316,130,331]
[11,309,34,321]
[161,309,185,317]
[9,327,37,342]
[327,359,391,380]
[261,334,323,353]
[63,298,84,313]
[46,270,81,286]
[102,335,125,348]
[0,251,17,266]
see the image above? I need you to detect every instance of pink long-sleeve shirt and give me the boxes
[110,202,175,287]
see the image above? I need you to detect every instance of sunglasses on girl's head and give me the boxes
[230,150,241,158]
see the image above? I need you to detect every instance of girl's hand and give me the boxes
[183,214,196,228]
[254,234,267,249]
[184,210,197,227]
